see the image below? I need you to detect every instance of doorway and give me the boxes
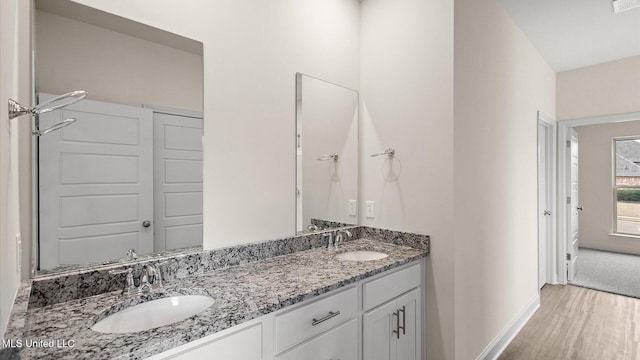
[538,112,555,289]
[557,112,640,286]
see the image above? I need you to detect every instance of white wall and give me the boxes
[36,10,203,112]
[68,0,360,248]
[0,0,31,338]
[557,56,640,120]
[574,121,640,255]
[360,0,454,359]
[454,0,556,358]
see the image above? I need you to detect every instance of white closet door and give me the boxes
[38,94,153,269]
[151,108,203,251]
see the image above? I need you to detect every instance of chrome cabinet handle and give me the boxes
[543,210,551,216]
[393,306,406,339]
[577,206,584,211]
[312,311,340,326]
[142,220,151,228]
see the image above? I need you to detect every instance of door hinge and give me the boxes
[567,196,571,204]
[566,140,571,148]
[566,253,572,261]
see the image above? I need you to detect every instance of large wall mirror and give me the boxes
[296,73,359,233]
[33,0,204,274]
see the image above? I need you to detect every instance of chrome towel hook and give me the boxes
[317,153,339,161]
[8,90,87,136]
[371,147,395,158]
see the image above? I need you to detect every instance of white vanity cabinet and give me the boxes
[146,260,424,360]
[147,322,262,360]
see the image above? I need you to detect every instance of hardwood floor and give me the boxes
[499,285,640,360]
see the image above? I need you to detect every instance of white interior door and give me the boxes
[38,94,153,269]
[538,124,549,289]
[567,128,580,281]
[151,108,203,251]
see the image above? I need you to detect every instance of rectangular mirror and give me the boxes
[33,0,204,274]
[296,73,359,233]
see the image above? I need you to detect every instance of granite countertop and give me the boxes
[6,238,427,360]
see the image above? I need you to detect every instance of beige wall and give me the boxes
[575,121,640,255]
[557,56,640,120]
[0,0,31,338]
[36,10,203,111]
[360,0,454,358]
[454,0,556,358]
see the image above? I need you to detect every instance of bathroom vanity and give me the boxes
[2,227,429,360]
[148,261,422,360]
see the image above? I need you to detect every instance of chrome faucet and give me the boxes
[335,229,352,248]
[110,260,172,296]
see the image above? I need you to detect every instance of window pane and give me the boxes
[617,188,640,235]
[616,139,640,186]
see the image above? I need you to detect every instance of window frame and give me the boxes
[612,136,640,236]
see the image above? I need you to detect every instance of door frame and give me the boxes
[556,111,640,284]
[538,111,556,287]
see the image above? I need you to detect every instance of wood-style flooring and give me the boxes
[499,285,640,360]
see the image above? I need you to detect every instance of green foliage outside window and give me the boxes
[617,189,640,202]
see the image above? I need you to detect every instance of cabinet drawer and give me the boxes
[149,323,262,360]
[275,319,357,360]
[363,263,421,311]
[274,286,357,353]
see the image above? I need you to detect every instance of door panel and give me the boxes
[364,300,398,360]
[567,129,579,281]
[152,110,203,251]
[39,94,153,269]
[396,289,420,360]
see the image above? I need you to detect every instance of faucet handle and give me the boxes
[126,248,137,261]
[324,232,335,250]
[153,259,176,288]
[109,268,135,295]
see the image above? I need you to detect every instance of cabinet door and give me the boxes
[396,289,420,360]
[363,300,398,360]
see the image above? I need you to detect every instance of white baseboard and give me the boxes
[475,293,540,360]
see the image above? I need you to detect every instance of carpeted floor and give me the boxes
[570,247,640,298]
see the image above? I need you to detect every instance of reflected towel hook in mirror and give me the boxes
[8,90,87,136]
[371,147,395,158]
[317,153,339,161]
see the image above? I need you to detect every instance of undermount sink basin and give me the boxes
[335,250,388,261]
[91,294,215,334]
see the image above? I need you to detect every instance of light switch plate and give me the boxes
[365,201,375,218]
[348,200,357,216]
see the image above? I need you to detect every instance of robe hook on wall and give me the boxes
[371,147,395,158]
[317,153,339,161]
[8,90,88,136]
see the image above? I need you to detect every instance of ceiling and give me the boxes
[497,0,640,72]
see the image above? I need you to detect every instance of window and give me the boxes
[614,138,640,236]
